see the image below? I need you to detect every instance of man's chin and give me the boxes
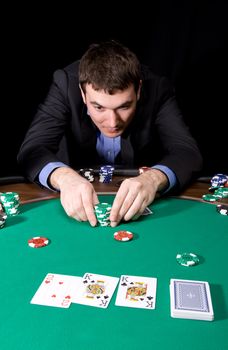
[103,130,123,137]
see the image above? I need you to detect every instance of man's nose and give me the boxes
[108,111,119,127]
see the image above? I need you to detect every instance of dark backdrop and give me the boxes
[2,1,227,178]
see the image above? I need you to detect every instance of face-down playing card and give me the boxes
[72,273,119,308]
[115,275,157,309]
[170,279,214,320]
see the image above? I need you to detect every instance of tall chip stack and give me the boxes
[0,192,20,216]
[99,165,115,183]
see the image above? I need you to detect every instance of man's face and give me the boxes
[80,83,141,137]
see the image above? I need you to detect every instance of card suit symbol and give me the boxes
[91,280,95,283]
[51,294,56,298]
[147,296,153,300]
[83,280,88,284]
[130,282,134,285]
[121,283,127,286]
[59,281,63,285]
[96,296,101,299]
[65,295,71,299]
[140,298,144,301]
[104,295,109,299]
[45,281,50,284]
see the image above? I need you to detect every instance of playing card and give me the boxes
[115,275,157,309]
[141,207,153,215]
[72,273,119,308]
[170,279,214,320]
[30,273,82,308]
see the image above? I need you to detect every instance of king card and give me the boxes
[115,275,157,309]
[72,273,119,308]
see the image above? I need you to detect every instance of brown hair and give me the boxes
[79,40,141,94]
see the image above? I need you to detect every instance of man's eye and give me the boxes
[94,106,103,111]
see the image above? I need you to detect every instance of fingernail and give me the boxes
[110,221,117,227]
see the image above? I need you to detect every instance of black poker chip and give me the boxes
[216,204,228,216]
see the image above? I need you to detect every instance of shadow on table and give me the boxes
[5,215,27,227]
[210,283,228,321]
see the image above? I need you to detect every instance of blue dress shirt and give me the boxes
[39,132,177,192]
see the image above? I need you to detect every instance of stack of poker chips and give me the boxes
[99,165,114,183]
[79,168,95,182]
[209,173,228,190]
[94,203,112,226]
[202,173,228,202]
[0,192,20,216]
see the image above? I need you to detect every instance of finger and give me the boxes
[123,195,145,222]
[92,191,99,206]
[110,186,130,226]
[81,191,98,227]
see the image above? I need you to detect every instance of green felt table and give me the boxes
[0,195,227,350]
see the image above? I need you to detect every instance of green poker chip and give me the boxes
[176,252,200,267]
[94,202,112,226]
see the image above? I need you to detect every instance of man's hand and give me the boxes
[50,167,99,226]
[109,169,168,227]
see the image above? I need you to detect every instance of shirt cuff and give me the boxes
[39,162,69,191]
[151,165,177,194]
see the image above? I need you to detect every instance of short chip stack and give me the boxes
[94,202,112,226]
[202,173,228,202]
[210,173,228,190]
[216,204,228,216]
[99,165,114,183]
[79,168,95,182]
[0,192,20,216]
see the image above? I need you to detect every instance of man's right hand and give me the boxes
[49,167,99,226]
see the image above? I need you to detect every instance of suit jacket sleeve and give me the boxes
[151,77,203,189]
[17,68,73,182]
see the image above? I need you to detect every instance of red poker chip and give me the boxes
[139,166,151,174]
[114,230,133,242]
[28,236,49,248]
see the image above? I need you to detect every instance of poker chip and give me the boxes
[216,204,228,216]
[28,236,49,248]
[176,252,199,267]
[210,173,228,189]
[0,212,7,229]
[99,165,114,183]
[0,192,20,216]
[114,230,133,242]
[202,194,217,202]
[139,166,151,174]
[94,202,112,226]
[79,168,95,182]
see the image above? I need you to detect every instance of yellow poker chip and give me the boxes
[114,230,133,242]
[28,236,49,248]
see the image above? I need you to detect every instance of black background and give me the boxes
[2,1,227,178]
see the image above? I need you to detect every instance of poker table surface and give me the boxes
[0,186,228,350]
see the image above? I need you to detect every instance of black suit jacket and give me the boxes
[17,61,203,189]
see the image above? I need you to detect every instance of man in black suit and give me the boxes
[18,40,202,227]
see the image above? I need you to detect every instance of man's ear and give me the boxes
[137,80,142,101]
[79,84,86,104]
